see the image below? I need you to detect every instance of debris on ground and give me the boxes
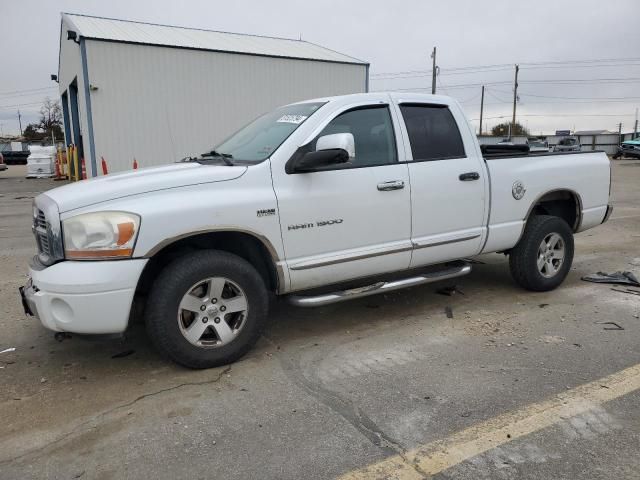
[582,271,640,287]
[596,321,624,331]
[436,285,465,296]
[630,258,640,267]
[0,347,16,354]
[111,349,135,359]
[540,335,566,344]
[445,306,453,319]
[611,288,640,296]
[539,303,549,308]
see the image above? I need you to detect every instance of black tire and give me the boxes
[145,250,269,369]
[509,215,574,292]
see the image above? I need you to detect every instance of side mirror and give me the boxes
[292,148,349,173]
[316,133,355,158]
[287,132,355,173]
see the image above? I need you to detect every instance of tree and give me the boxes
[491,122,529,137]
[22,97,64,142]
[22,124,42,141]
[37,97,63,140]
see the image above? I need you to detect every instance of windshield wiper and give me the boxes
[202,150,234,166]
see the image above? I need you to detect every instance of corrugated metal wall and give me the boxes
[84,40,367,175]
[546,134,621,154]
[58,23,91,168]
[477,135,529,145]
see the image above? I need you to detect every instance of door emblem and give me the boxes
[512,181,526,200]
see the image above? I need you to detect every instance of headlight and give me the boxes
[63,211,140,260]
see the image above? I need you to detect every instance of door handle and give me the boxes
[459,172,480,181]
[377,180,405,191]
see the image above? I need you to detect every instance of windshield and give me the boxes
[529,141,545,147]
[209,102,325,162]
[559,138,577,145]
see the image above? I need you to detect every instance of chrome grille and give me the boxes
[33,208,51,258]
[32,195,63,266]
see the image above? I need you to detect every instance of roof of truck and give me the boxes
[61,13,368,65]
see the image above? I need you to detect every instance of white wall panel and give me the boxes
[84,40,366,175]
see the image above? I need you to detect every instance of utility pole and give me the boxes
[431,47,437,95]
[479,85,485,135]
[634,107,638,139]
[618,122,623,145]
[511,64,519,139]
[17,110,22,136]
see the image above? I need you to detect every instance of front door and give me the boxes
[272,104,412,292]
[395,102,488,267]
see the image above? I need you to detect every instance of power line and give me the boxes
[489,88,640,101]
[371,57,640,78]
[470,112,637,121]
[373,77,640,93]
[0,101,45,110]
[0,86,57,97]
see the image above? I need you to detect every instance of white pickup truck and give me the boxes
[20,92,612,368]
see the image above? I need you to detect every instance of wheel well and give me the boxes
[528,190,581,231]
[135,232,279,298]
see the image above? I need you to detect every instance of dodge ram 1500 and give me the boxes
[20,92,612,368]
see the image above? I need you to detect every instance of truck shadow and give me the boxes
[9,256,550,378]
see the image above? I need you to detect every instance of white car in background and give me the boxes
[528,139,551,153]
[554,136,581,152]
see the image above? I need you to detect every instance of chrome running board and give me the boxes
[288,263,472,307]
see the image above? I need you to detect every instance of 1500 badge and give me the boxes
[257,208,276,217]
[288,219,343,231]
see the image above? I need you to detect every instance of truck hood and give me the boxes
[45,162,247,213]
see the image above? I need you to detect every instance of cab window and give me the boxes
[315,106,397,168]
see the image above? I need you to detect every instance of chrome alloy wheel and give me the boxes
[177,277,248,348]
[537,233,565,278]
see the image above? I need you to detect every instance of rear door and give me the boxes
[391,99,488,267]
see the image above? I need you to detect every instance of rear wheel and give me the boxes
[145,250,269,369]
[509,215,574,291]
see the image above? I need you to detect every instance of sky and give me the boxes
[1,0,639,136]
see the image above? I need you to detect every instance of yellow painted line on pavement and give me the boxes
[339,363,640,479]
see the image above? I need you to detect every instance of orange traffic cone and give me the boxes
[133,158,138,170]
[101,156,108,175]
[81,158,87,180]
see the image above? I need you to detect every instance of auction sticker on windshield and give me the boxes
[277,114,308,124]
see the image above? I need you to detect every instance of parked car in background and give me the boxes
[0,142,30,165]
[613,139,640,159]
[528,139,550,153]
[554,136,581,152]
[0,152,7,171]
[21,92,612,369]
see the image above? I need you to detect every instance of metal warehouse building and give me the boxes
[57,13,369,177]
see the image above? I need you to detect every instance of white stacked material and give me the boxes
[26,146,57,178]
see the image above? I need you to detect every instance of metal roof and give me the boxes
[62,13,368,65]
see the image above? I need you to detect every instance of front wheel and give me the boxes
[509,215,574,291]
[145,250,269,369]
